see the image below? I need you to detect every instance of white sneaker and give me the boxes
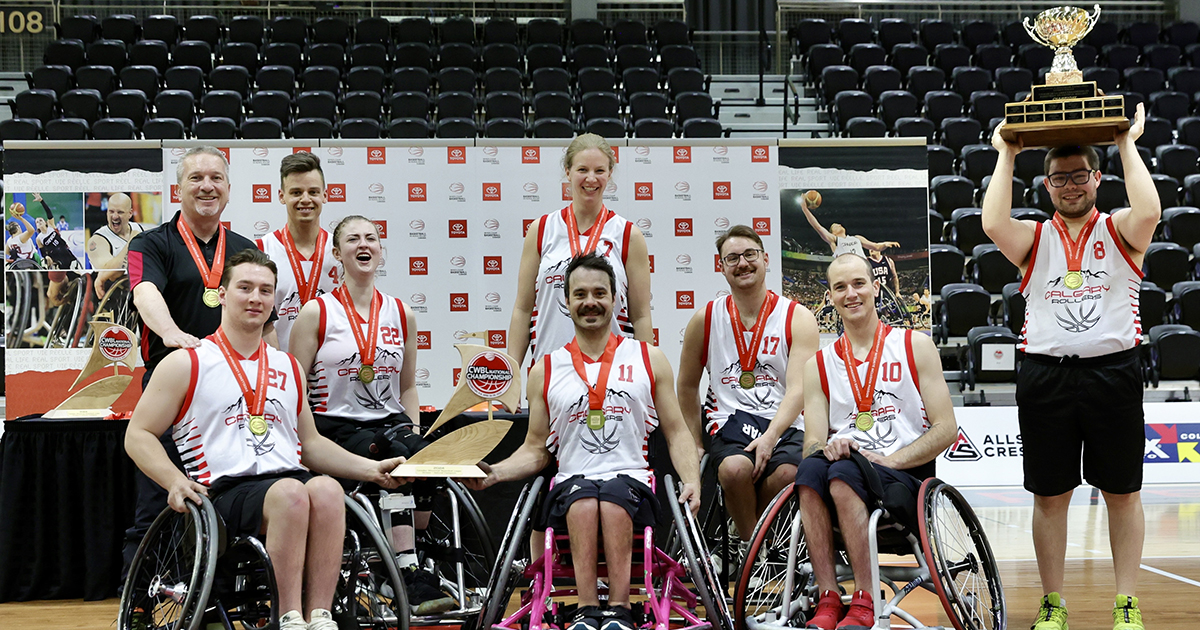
[308,608,338,630]
[279,610,307,630]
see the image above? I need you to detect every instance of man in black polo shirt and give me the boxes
[122,146,272,575]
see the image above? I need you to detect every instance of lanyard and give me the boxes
[334,284,381,383]
[567,334,621,430]
[564,204,610,257]
[1051,209,1099,290]
[839,322,887,432]
[280,227,327,305]
[176,217,226,308]
[727,292,777,389]
[213,328,270,435]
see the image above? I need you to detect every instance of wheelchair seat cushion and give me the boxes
[794,455,922,514]
[544,474,660,530]
[210,469,314,537]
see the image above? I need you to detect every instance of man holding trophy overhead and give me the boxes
[984,6,1159,630]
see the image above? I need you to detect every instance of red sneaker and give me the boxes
[836,590,874,630]
[805,590,844,630]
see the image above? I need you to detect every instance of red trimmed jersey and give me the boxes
[1019,212,1142,357]
[307,290,408,421]
[701,292,801,434]
[529,206,634,364]
[543,336,658,486]
[256,228,339,352]
[172,338,305,486]
[815,326,928,457]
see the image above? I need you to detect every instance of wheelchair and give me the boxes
[118,494,409,630]
[477,475,734,630]
[733,455,1005,630]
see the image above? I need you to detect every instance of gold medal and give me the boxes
[202,288,220,308]
[855,411,874,432]
[358,365,375,383]
[587,409,605,430]
[739,371,756,389]
[248,415,268,435]
[1064,270,1083,289]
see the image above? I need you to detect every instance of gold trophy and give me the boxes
[1001,4,1130,148]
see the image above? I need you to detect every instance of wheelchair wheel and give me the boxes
[733,485,810,630]
[45,274,83,348]
[919,479,1006,630]
[119,498,221,630]
[666,475,735,630]
[420,479,496,614]
[476,476,543,630]
[210,535,278,629]
[339,495,410,630]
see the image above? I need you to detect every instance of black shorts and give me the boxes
[794,455,920,507]
[710,410,805,480]
[314,412,436,506]
[544,474,660,530]
[210,470,314,538]
[1016,349,1145,496]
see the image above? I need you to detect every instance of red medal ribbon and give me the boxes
[564,204,610,258]
[334,284,381,369]
[280,228,327,305]
[1051,208,1100,274]
[567,333,621,411]
[213,328,269,418]
[727,291,778,377]
[838,322,888,415]
[176,216,226,291]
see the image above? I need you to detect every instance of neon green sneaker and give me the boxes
[1113,594,1144,630]
[1032,592,1069,630]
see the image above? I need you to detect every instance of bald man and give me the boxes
[88,193,144,271]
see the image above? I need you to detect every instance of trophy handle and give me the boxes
[1080,4,1102,40]
[1023,17,1052,48]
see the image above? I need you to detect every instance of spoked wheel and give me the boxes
[338,495,410,630]
[919,478,1006,630]
[210,535,278,630]
[45,275,82,348]
[733,485,811,630]
[475,476,542,630]
[419,479,497,616]
[118,498,220,630]
[666,474,735,630]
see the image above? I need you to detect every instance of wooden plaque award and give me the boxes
[41,317,137,418]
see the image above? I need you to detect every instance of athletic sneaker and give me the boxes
[1113,594,1143,630]
[836,590,874,630]
[568,605,603,630]
[1032,592,1069,630]
[403,566,457,615]
[279,609,307,630]
[805,590,844,630]
[308,608,339,630]
[597,605,636,630]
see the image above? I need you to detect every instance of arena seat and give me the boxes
[1145,324,1200,383]
[1143,242,1191,290]
[929,244,966,294]
[968,244,1019,294]
[1141,281,1168,330]
[936,282,992,343]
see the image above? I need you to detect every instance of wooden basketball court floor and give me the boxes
[7,483,1200,630]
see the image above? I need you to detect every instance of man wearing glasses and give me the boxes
[677,225,819,552]
[982,103,1158,630]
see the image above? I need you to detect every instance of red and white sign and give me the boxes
[713,182,732,200]
[561,182,571,201]
[367,147,385,164]
[450,293,469,312]
[487,330,507,348]
[416,330,432,350]
[677,291,695,309]
[326,184,346,202]
[751,146,770,162]
[648,255,655,273]
[635,182,653,200]
[252,184,271,202]
[673,147,691,163]
[293,146,311,154]
[409,257,428,275]
[98,326,134,362]
[523,219,535,236]
[484,256,503,274]
[408,183,426,202]
[675,218,693,237]
[753,217,772,235]
[449,220,468,238]
[522,147,540,163]
[448,147,466,164]
[170,184,180,203]
[482,183,501,201]
[464,351,515,399]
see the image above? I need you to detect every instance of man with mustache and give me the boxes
[983,103,1159,630]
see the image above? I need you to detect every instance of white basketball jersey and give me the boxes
[529,207,633,364]
[257,228,339,352]
[307,291,407,421]
[172,338,305,486]
[834,236,865,258]
[95,222,144,255]
[1020,213,1142,357]
[702,292,801,434]
[816,326,928,457]
[543,336,658,486]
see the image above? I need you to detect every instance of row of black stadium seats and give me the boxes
[57,14,691,51]
[790,17,1198,56]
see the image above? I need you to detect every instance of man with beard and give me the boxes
[677,225,818,553]
[982,103,1159,630]
[794,254,956,630]
[469,253,700,630]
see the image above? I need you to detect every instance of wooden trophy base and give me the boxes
[1000,117,1131,149]
[390,419,512,479]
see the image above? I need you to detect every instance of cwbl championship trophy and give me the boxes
[1000,4,1130,148]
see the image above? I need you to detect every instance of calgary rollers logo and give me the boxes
[464,351,515,399]
[673,147,691,163]
[675,218,693,237]
[409,257,427,275]
[98,326,134,362]
[522,146,540,163]
[713,182,732,200]
[450,293,469,312]
[753,217,772,235]
[416,331,431,350]
[487,330,506,348]
[751,146,770,162]
[367,147,385,164]
[449,220,468,238]
[484,256,503,274]
[482,182,502,201]
[635,182,653,201]
[408,183,426,202]
[326,184,346,202]
[253,184,271,202]
[447,147,467,164]
[676,291,695,309]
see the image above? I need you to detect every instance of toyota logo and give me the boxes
[636,218,652,229]
[369,148,383,159]
[486,292,501,304]
[329,186,343,195]
[676,254,691,265]
[450,148,464,158]
[676,148,688,156]
[525,148,537,157]
[416,368,430,379]
[409,219,425,230]
[679,294,692,303]
[327,147,343,157]
[713,146,727,155]
[451,222,465,231]
[450,256,465,267]
[369,183,384,194]
[523,182,539,193]
[485,185,498,195]
[484,218,500,230]
[411,293,426,304]
[409,147,424,156]
[453,296,466,306]
[754,147,767,157]
[483,146,498,156]
[677,220,689,230]
[254,220,270,231]
[675,181,690,193]
[255,186,268,196]
[714,217,729,229]
[486,259,499,268]
[753,181,768,192]
[716,184,729,194]
[635,146,650,156]
[449,182,464,194]
[454,330,469,341]
[637,185,650,194]
[412,260,425,269]
[491,332,504,342]
[411,185,424,194]
[755,219,769,229]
